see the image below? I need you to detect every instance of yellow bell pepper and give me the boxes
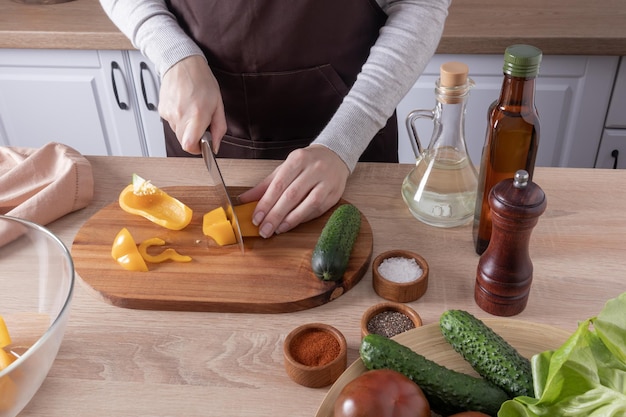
[0,316,11,349]
[204,220,237,246]
[137,238,192,263]
[118,174,193,231]
[111,228,149,272]
[202,207,237,245]
[0,316,16,372]
[0,349,15,371]
[232,201,261,237]
[202,202,260,246]
[203,206,228,227]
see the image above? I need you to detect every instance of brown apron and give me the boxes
[163,0,398,162]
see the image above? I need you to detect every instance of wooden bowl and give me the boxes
[283,323,347,388]
[372,249,429,303]
[361,301,423,339]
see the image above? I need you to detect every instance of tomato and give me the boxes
[333,369,430,417]
[448,413,491,417]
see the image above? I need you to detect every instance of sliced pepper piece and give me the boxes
[203,206,228,228]
[0,316,11,348]
[137,238,192,263]
[111,228,149,272]
[118,174,193,231]
[201,201,262,245]
[233,201,261,237]
[0,349,16,371]
[202,207,237,245]
[204,220,237,246]
[0,316,17,372]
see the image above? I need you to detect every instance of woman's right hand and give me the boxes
[158,55,227,154]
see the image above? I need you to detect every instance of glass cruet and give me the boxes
[401,61,478,228]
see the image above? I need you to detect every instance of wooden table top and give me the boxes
[17,156,626,417]
[2,0,626,55]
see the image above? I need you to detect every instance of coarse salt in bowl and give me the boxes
[378,256,423,283]
[372,250,428,303]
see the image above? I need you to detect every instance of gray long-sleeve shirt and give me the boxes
[99,0,449,170]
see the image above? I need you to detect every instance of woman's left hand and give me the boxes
[238,145,350,238]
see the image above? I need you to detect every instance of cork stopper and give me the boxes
[440,62,469,88]
[438,62,471,104]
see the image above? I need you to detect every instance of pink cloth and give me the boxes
[0,142,94,226]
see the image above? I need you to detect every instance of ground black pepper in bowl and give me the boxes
[361,302,423,339]
[366,310,416,338]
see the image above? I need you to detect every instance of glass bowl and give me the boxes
[0,215,74,417]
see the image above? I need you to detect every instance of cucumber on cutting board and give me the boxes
[360,333,509,417]
[311,204,361,281]
[439,309,533,398]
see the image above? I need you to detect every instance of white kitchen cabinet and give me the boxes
[126,50,166,157]
[595,57,626,169]
[604,57,626,130]
[397,54,619,168]
[0,49,165,157]
[0,49,619,167]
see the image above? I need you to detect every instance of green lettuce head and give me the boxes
[498,292,626,416]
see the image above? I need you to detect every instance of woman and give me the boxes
[100,0,450,238]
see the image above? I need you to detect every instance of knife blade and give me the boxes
[200,133,244,254]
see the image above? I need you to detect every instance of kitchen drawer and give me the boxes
[595,129,626,169]
[1,48,101,68]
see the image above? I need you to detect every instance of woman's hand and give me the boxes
[238,145,350,238]
[158,55,227,154]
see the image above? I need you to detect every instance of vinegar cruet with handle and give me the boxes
[401,61,478,228]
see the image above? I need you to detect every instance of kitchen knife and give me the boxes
[200,133,245,254]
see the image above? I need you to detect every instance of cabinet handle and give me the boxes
[611,149,619,169]
[110,61,129,110]
[139,62,157,111]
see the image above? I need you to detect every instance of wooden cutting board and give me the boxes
[71,186,373,313]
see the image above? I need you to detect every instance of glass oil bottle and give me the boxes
[401,61,478,228]
[473,45,542,254]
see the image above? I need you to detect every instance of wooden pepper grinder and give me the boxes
[475,170,547,316]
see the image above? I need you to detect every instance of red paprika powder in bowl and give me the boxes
[283,323,347,388]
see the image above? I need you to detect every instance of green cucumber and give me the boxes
[360,333,508,417]
[311,204,361,281]
[439,309,533,398]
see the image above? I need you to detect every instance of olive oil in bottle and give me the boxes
[473,45,542,254]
